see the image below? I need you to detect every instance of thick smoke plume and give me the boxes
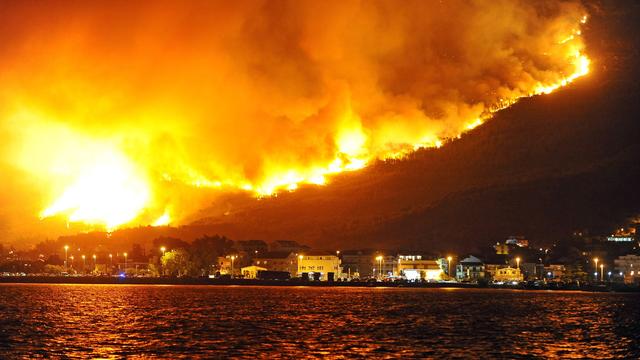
[0,0,588,238]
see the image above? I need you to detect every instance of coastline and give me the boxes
[0,276,638,292]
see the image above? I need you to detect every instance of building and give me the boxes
[298,251,341,281]
[341,250,377,278]
[505,236,529,248]
[253,252,298,275]
[544,264,566,280]
[614,254,640,283]
[456,256,485,281]
[236,240,269,257]
[398,255,443,281]
[241,265,267,279]
[269,240,309,254]
[491,267,523,283]
[217,255,242,276]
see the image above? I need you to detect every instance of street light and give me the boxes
[230,255,236,278]
[69,255,74,269]
[124,252,128,274]
[64,245,69,271]
[516,257,521,270]
[593,257,599,281]
[298,255,303,277]
[160,247,166,276]
[376,255,383,280]
[447,256,453,277]
[92,254,96,272]
[109,254,113,274]
[82,255,86,272]
[600,263,604,282]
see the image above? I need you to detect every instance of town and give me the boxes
[1,224,639,290]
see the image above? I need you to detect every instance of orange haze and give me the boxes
[0,0,589,239]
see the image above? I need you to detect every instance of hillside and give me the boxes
[190,1,640,251]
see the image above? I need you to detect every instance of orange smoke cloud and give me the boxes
[0,0,589,236]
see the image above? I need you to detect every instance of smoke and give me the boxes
[0,0,588,238]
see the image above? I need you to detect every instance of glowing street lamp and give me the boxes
[92,254,96,271]
[600,263,604,282]
[298,255,304,277]
[593,257,599,281]
[230,255,236,277]
[447,256,453,277]
[516,257,521,270]
[124,252,128,274]
[64,245,69,271]
[160,247,166,276]
[376,255,383,280]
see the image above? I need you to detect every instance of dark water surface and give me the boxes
[0,284,638,359]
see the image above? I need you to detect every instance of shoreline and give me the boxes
[0,276,638,292]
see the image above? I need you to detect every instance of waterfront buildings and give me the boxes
[341,249,376,278]
[491,267,523,282]
[253,252,298,275]
[614,254,640,283]
[456,256,485,281]
[241,265,267,279]
[397,255,443,281]
[298,251,341,281]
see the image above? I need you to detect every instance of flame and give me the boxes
[0,3,592,232]
[152,212,171,227]
[40,149,150,230]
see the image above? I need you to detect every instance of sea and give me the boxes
[0,284,638,358]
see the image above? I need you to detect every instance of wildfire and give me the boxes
[0,2,592,231]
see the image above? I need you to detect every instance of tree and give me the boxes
[189,235,234,276]
[161,249,194,277]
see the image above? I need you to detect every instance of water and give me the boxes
[0,284,638,359]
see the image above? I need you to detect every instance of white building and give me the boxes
[298,251,341,281]
[456,255,485,282]
[614,254,640,283]
[398,255,443,281]
[492,267,523,283]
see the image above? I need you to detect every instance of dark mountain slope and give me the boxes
[187,1,640,251]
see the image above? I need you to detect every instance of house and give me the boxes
[614,254,640,283]
[544,264,566,280]
[236,240,269,257]
[492,267,523,283]
[456,255,485,281]
[241,265,267,279]
[298,251,341,281]
[341,249,377,278]
[398,255,443,281]
[253,252,298,275]
[269,240,309,254]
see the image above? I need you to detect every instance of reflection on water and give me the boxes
[0,285,638,358]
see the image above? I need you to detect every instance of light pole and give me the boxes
[124,252,128,275]
[376,255,383,280]
[64,245,69,271]
[82,255,86,273]
[447,256,453,278]
[516,257,521,270]
[109,254,113,274]
[230,255,236,278]
[160,247,166,276]
[298,255,303,278]
[69,255,74,270]
[593,257,599,282]
[92,254,96,273]
[600,264,604,282]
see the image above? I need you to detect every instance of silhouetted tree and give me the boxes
[189,235,234,276]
